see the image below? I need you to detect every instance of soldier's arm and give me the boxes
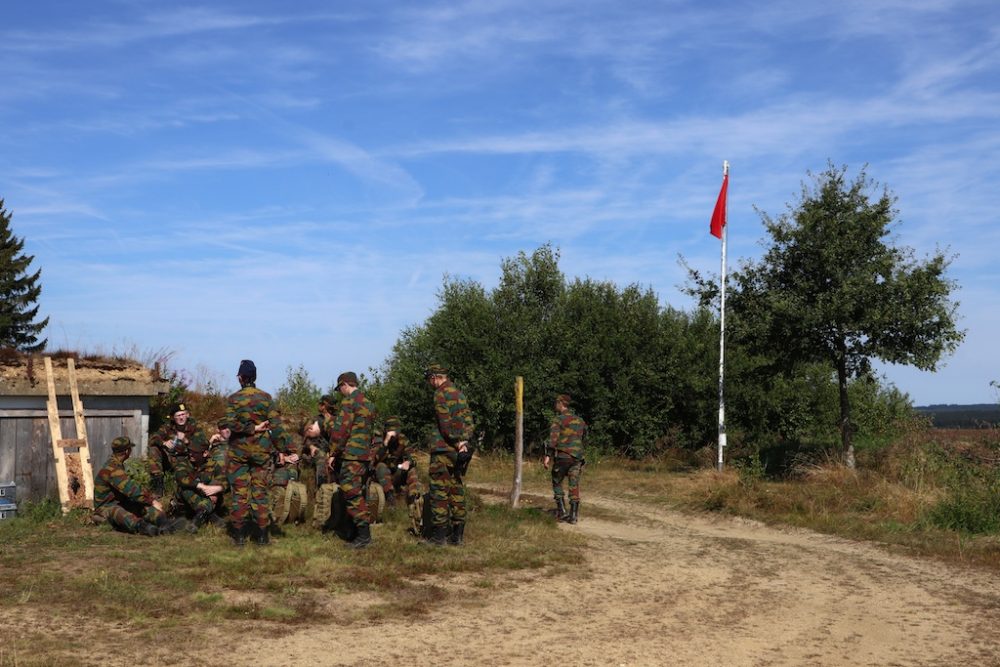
[435,389,467,445]
[547,417,560,458]
[225,395,258,436]
[326,400,352,456]
[110,466,156,505]
[173,456,199,489]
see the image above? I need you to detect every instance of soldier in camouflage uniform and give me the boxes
[207,420,231,522]
[220,359,293,547]
[174,433,226,533]
[424,364,474,546]
[373,416,421,509]
[148,401,209,497]
[268,423,307,531]
[299,414,330,525]
[543,393,587,524]
[94,436,168,536]
[324,371,377,548]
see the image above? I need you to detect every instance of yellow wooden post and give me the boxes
[510,376,524,508]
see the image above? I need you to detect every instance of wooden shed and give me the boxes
[0,356,169,503]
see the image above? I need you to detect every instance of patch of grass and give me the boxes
[0,487,585,643]
[468,443,1000,570]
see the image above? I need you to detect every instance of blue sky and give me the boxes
[2,0,998,405]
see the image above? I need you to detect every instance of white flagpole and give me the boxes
[717,160,729,472]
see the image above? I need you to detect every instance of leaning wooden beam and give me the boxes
[44,357,72,513]
[68,358,95,508]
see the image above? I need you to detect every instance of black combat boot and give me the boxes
[562,500,579,524]
[187,509,211,534]
[348,523,372,549]
[137,521,160,537]
[269,522,285,537]
[208,512,226,528]
[156,513,184,535]
[554,497,566,520]
[229,522,247,547]
[254,524,270,546]
[424,524,447,547]
[448,523,465,546]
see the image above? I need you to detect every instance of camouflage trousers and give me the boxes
[374,462,421,502]
[226,451,271,530]
[176,486,216,516]
[551,456,583,502]
[338,460,370,528]
[96,500,164,533]
[269,481,308,525]
[429,451,466,527]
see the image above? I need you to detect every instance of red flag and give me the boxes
[710,172,728,239]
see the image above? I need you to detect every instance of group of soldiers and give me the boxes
[93,358,589,547]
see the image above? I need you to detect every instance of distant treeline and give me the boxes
[914,404,1000,429]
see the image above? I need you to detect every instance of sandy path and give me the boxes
[223,487,1000,667]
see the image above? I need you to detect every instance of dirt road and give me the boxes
[234,487,1000,667]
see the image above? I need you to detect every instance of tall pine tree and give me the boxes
[0,199,48,352]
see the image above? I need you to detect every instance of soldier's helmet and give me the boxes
[384,416,402,431]
[111,436,134,452]
[424,363,448,378]
[171,402,189,416]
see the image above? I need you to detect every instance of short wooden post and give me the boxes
[510,376,524,508]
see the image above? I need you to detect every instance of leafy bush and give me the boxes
[276,364,322,417]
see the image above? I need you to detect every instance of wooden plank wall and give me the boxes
[0,413,143,502]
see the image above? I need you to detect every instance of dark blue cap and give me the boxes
[238,359,256,379]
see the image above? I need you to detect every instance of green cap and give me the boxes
[336,371,358,387]
[424,363,448,378]
[111,436,134,452]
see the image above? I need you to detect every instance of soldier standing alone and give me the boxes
[544,393,587,524]
[424,364,474,546]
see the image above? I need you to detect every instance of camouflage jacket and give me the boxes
[431,380,474,454]
[325,388,377,462]
[149,417,209,454]
[376,430,415,469]
[221,384,289,459]
[94,453,155,509]
[148,417,209,476]
[175,442,228,491]
[547,410,587,460]
[271,428,301,487]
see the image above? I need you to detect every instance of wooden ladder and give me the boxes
[44,357,95,512]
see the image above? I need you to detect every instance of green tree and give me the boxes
[712,165,963,467]
[0,199,49,352]
[276,364,322,417]
[373,244,724,457]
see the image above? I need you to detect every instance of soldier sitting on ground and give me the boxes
[94,436,173,536]
[173,436,226,533]
[148,402,209,497]
[373,416,421,510]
